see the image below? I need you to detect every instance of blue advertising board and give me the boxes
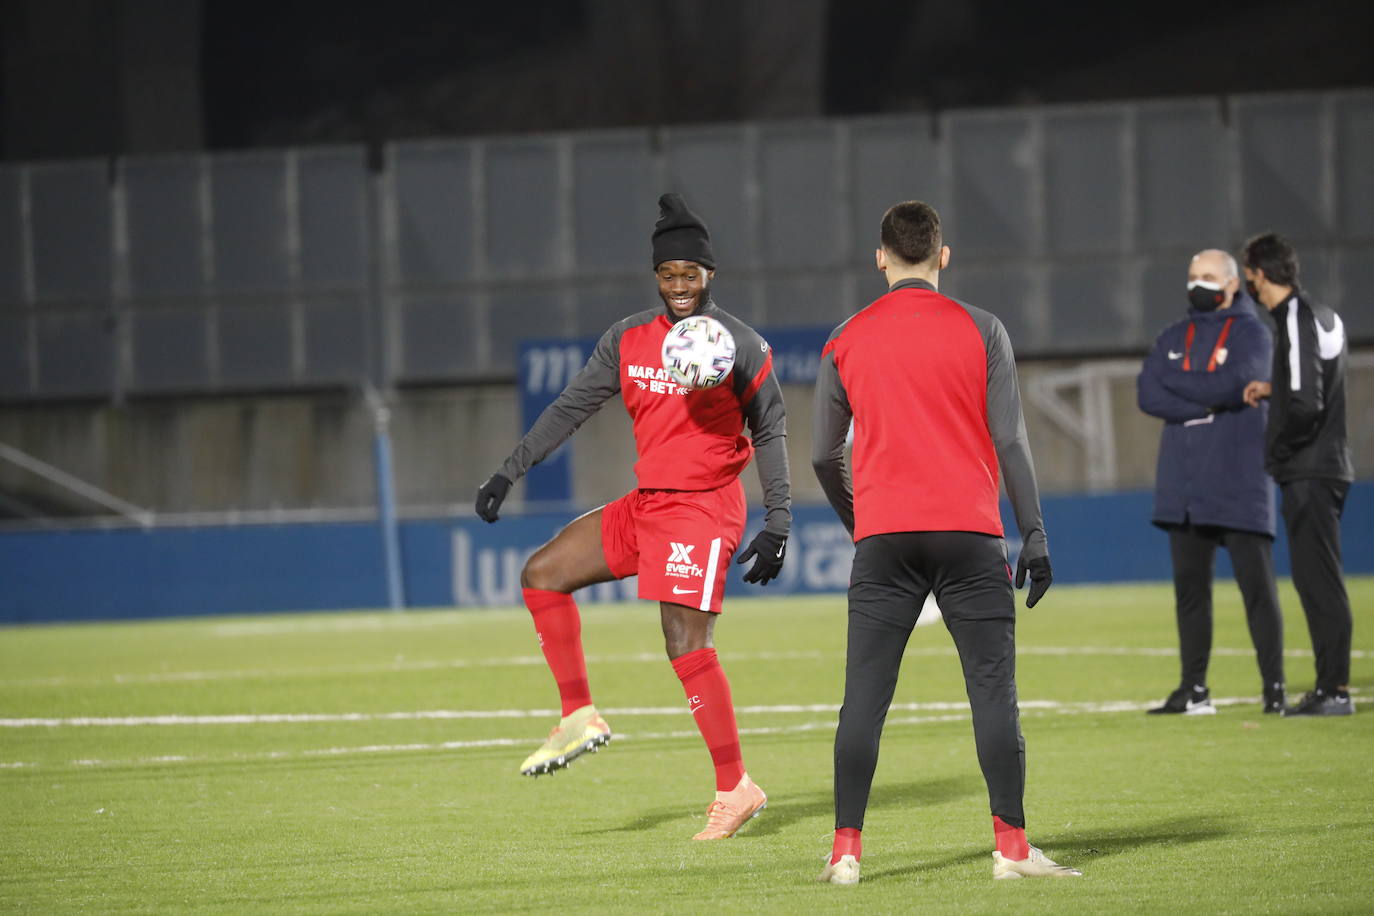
[517,338,595,505]
[2,485,1372,623]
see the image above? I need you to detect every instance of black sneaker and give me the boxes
[1282,689,1355,717]
[1262,682,1287,715]
[1147,684,1215,715]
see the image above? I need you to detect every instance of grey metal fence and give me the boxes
[2,90,1372,401]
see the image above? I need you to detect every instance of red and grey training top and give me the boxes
[500,299,791,536]
[810,277,1046,560]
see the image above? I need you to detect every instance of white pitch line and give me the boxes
[3,715,975,770]
[1,691,1326,729]
[0,649,828,689]
[3,645,1363,690]
[2,694,1298,771]
[210,612,495,637]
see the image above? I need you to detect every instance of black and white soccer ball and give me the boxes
[661,315,736,389]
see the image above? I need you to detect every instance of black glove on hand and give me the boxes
[474,473,512,523]
[736,529,787,585]
[1015,555,1053,608]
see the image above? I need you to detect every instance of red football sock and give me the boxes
[670,648,745,791]
[993,815,1029,861]
[522,588,592,716]
[831,827,862,864]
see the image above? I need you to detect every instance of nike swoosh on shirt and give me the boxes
[672,586,699,595]
[1315,312,1345,360]
[1167,351,1183,360]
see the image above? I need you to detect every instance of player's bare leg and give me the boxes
[661,602,766,839]
[521,507,617,594]
[517,508,618,777]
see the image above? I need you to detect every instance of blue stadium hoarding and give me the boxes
[517,338,593,505]
[2,486,1372,623]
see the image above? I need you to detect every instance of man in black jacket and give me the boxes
[1137,249,1285,716]
[1242,233,1355,717]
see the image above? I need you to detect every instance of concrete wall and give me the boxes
[4,354,1373,520]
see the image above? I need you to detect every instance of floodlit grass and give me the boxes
[1,579,1371,914]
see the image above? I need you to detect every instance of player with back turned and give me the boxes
[811,201,1080,883]
[474,193,791,840]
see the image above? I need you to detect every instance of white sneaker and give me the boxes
[993,846,1082,879]
[818,854,861,885]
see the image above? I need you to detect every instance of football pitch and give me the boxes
[2,579,1371,914]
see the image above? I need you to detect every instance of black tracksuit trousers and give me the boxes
[835,531,1025,831]
[1281,479,1353,691]
[1167,525,1285,689]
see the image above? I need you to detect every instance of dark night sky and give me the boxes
[4,0,1372,160]
[200,0,579,147]
[196,0,1373,150]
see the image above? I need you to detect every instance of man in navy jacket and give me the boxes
[1137,249,1285,716]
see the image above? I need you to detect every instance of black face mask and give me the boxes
[1187,281,1226,312]
[1245,281,1261,303]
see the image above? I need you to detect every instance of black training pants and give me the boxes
[1167,525,1284,688]
[835,531,1025,832]
[1281,479,1353,692]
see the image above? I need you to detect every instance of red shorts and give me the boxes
[600,481,747,613]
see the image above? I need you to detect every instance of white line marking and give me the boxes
[0,650,827,688]
[2,694,1304,771]
[209,612,491,636]
[8,689,1356,730]
[3,645,1364,690]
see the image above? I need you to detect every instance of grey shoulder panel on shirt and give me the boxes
[810,341,855,535]
[704,305,768,381]
[497,310,648,484]
[614,307,665,335]
[705,303,792,534]
[823,311,860,346]
[942,295,1005,347]
[945,293,1049,562]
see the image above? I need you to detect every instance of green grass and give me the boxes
[1,579,1371,914]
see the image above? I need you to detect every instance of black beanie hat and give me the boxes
[651,193,715,269]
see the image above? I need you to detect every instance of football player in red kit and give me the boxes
[474,193,791,840]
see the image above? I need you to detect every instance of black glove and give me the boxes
[1015,554,1052,608]
[736,529,787,585]
[474,473,512,523]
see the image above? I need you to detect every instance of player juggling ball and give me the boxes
[474,193,791,840]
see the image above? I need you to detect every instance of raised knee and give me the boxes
[521,550,558,591]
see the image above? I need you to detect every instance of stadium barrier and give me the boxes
[2,483,1371,624]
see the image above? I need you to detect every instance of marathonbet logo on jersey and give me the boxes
[665,541,704,579]
[626,364,689,396]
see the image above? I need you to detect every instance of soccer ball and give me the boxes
[661,315,736,389]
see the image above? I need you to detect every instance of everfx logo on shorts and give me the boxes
[665,541,704,579]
